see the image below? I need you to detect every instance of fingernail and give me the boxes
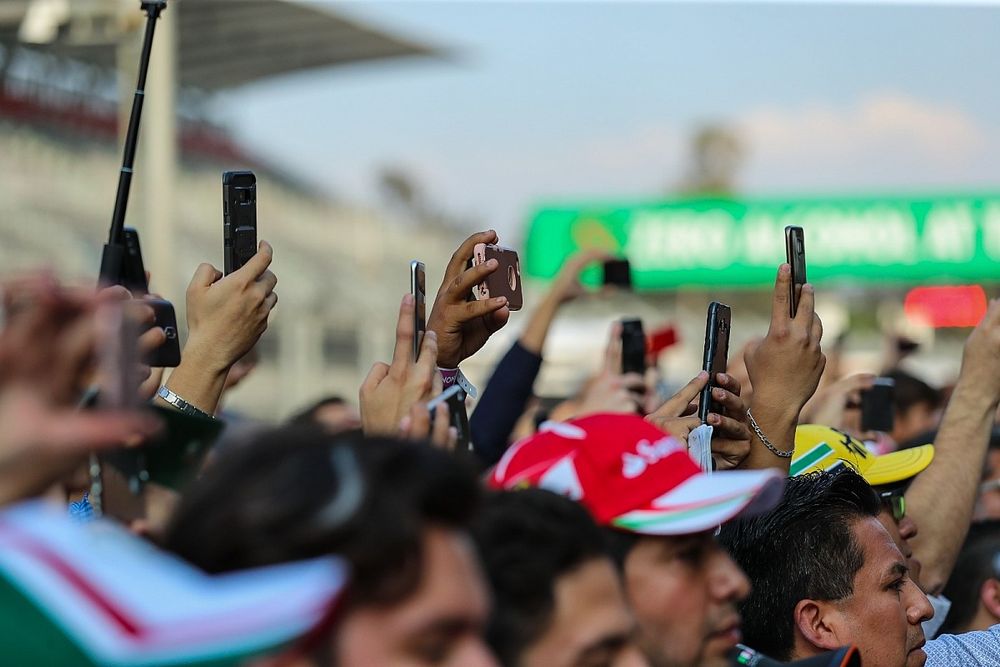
[495,296,508,305]
[717,373,729,383]
[449,426,459,439]
[698,370,709,379]
[714,388,725,398]
[399,415,412,432]
[804,283,815,293]
[487,259,499,268]
[779,264,790,275]
[709,414,720,425]
[402,293,414,306]
[425,330,437,341]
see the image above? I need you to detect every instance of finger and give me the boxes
[647,415,701,441]
[262,291,278,312]
[811,310,824,344]
[715,372,742,397]
[137,326,167,356]
[458,295,509,323]
[621,372,646,393]
[711,386,746,416]
[451,258,500,298]
[795,282,817,325]
[191,263,223,288]
[125,301,156,327]
[404,402,431,441]
[650,371,709,418]
[39,411,161,454]
[706,412,752,440]
[256,269,278,294]
[234,240,274,282]
[415,331,439,388]
[431,402,452,450]
[390,294,416,369]
[770,264,792,326]
[443,230,499,283]
[604,322,623,374]
[360,362,390,397]
[96,285,132,303]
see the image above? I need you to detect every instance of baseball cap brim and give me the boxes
[862,444,934,486]
[612,468,785,535]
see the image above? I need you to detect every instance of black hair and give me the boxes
[163,425,481,610]
[469,489,610,667]
[940,520,1000,634]
[718,468,881,660]
[287,395,351,426]
[885,369,942,415]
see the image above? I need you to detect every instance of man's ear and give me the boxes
[980,578,1000,621]
[793,598,843,653]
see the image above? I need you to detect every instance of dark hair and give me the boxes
[940,520,1000,634]
[886,369,942,415]
[718,468,881,660]
[470,489,610,666]
[164,425,481,609]
[287,395,350,425]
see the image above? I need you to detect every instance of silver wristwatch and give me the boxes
[156,385,215,420]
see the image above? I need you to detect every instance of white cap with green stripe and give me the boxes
[0,501,347,666]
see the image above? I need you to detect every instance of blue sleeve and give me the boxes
[470,340,543,468]
[925,624,1000,665]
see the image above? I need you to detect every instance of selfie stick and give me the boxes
[98,0,168,286]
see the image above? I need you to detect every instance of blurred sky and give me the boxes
[217,1,1000,242]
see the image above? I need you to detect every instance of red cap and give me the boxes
[490,414,784,535]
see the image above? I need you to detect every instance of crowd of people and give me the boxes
[3,225,1000,667]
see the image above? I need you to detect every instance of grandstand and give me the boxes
[0,0,457,419]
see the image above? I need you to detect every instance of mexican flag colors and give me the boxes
[0,501,347,666]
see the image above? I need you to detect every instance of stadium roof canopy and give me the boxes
[0,0,438,90]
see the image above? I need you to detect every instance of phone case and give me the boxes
[785,226,806,318]
[698,302,732,424]
[145,299,181,368]
[223,171,258,275]
[411,260,426,360]
[471,244,523,311]
[620,318,646,375]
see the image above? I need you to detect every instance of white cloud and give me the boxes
[738,92,1000,189]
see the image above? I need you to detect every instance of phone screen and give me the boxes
[411,261,426,360]
[698,302,732,424]
[785,226,807,318]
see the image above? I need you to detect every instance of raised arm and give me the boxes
[740,264,825,471]
[907,300,1000,594]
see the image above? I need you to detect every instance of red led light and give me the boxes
[904,285,988,328]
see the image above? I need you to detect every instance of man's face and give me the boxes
[876,507,923,589]
[829,518,932,667]
[623,531,749,667]
[520,557,649,667]
[974,449,1000,521]
[892,403,939,446]
[335,527,497,667]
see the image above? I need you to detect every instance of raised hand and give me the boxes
[360,294,441,438]
[427,230,510,369]
[574,323,645,418]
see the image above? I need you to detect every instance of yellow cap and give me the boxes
[791,425,934,486]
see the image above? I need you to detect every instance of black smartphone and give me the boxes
[620,318,646,376]
[122,227,149,296]
[448,389,471,451]
[146,299,181,367]
[861,377,895,432]
[698,302,732,424]
[411,260,426,360]
[603,259,632,288]
[223,171,258,275]
[785,226,806,318]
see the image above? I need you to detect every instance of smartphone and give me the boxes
[698,302,732,424]
[223,171,258,275]
[117,227,180,367]
[470,244,523,311]
[603,259,632,288]
[620,318,646,375]
[785,226,806,318]
[861,377,895,432]
[122,227,149,296]
[448,389,471,451]
[411,260,426,360]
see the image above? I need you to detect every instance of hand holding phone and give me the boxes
[785,226,806,318]
[698,302,732,424]
[223,171,258,275]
